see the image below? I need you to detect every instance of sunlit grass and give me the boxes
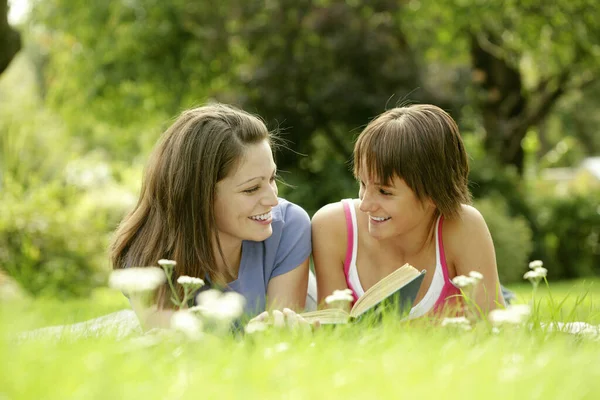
[509,278,600,324]
[2,287,130,332]
[1,278,599,400]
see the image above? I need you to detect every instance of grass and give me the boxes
[509,278,600,324]
[1,278,599,400]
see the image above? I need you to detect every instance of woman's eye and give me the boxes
[379,188,391,195]
[269,174,277,183]
[244,186,259,194]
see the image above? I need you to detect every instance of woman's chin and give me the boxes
[367,227,389,241]
[247,227,273,242]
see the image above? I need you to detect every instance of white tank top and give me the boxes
[342,199,452,319]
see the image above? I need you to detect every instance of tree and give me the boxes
[0,0,21,76]
[470,6,598,172]
[32,0,461,211]
[228,0,462,210]
[32,0,600,199]
[30,0,244,157]
[403,0,600,173]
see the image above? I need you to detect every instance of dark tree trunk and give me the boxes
[469,31,581,174]
[470,33,528,173]
[0,0,21,76]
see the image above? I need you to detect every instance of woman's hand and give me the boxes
[245,308,319,332]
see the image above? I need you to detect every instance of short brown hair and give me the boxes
[353,104,471,219]
[110,104,270,291]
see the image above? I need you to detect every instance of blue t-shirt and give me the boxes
[201,198,311,316]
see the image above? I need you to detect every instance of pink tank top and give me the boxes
[341,199,461,318]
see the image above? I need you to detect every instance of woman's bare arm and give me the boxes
[311,202,351,307]
[445,205,506,314]
[266,257,310,312]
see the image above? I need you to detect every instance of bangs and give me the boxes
[353,117,419,189]
[352,104,471,218]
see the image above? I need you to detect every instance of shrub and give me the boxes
[0,172,136,298]
[474,196,533,283]
[531,191,600,280]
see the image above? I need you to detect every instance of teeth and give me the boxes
[371,216,390,222]
[250,211,271,221]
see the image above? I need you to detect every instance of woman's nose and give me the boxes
[263,181,279,206]
[359,189,376,213]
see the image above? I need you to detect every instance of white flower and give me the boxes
[535,267,547,277]
[158,259,177,277]
[195,289,246,321]
[177,276,205,289]
[325,289,354,305]
[109,267,166,293]
[452,275,477,288]
[528,260,544,269]
[441,316,472,331]
[523,267,547,281]
[170,310,203,340]
[469,271,484,280]
[158,259,177,267]
[488,304,531,326]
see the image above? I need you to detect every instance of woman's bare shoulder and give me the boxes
[443,204,491,252]
[311,201,351,250]
[312,201,348,228]
[445,204,486,229]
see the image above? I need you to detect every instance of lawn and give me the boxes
[1,278,599,400]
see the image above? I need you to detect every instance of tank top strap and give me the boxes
[433,214,462,311]
[435,214,451,282]
[341,199,360,302]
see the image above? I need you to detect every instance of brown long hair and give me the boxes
[110,104,270,291]
[354,104,471,219]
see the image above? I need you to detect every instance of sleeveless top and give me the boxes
[341,199,461,319]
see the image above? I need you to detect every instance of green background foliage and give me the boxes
[1,0,599,296]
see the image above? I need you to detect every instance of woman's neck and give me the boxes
[375,212,438,259]
[213,236,243,283]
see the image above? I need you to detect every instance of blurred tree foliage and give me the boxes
[532,191,600,280]
[402,0,599,173]
[474,196,533,283]
[538,81,600,168]
[1,0,598,295]
[0,54,139,296]
[29,0,466,212]
[29,0,599,201]
[0,0,21,74]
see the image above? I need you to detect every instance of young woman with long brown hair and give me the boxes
[111,104,311,328]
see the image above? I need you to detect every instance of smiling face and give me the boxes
[214,140,279,248]
[357,170,435,241]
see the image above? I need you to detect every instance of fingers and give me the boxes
[282,308,299,329]
[249,311,270,324]
[272,309,285,328]
[245,309,315,332]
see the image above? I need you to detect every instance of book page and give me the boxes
[350,264,420,317]
[301,308,350,325]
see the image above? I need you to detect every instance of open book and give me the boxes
[301,264,426,324]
